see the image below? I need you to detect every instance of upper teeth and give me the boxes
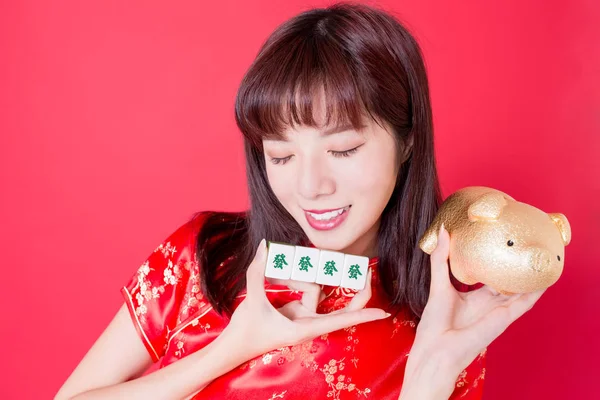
[307,206,348,220]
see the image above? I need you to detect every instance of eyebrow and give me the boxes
[322,123,361,136]
[270,123,365,143]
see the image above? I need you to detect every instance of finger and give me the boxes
[245,238,268,300]
[301,283,324,313]
[463,285,513,306]
[464,288,545,349]
[461,306,512,350]
[487,286,500,296]
[267,277,312,292]
[346,268,374,311]
[277,300,315,320]
[498,292,523,306]
[429,223,453,295]
[301,308,390,339]
[471,282,523,303]
[329,268,373,314]
[280,280,322,312]
[267,278,324,313]
[504,289,545,321]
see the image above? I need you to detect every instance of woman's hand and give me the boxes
[220,239,389,363]
[402,224,545,399]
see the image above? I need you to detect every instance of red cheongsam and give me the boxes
[122,213,486,399]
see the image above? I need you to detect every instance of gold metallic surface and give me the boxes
[418,187,571,294]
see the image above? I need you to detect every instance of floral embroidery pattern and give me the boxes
[391,316,416,338]
[459,367,486,398]
[190,317,211,332]
[164,259,182,285]
[320,359,371,399]
[131,243,183,324]
[155,241,177,258]
[343,326,360,367]
[240,340,320,372]
[174,333,187,358]
[133,261,162,324]
[457,349,487,397]
[319,288,355,314]
[178,259,208,324]
[456,368,468,388]
[268,391,287,399]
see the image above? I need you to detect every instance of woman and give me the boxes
[55,3,544,399]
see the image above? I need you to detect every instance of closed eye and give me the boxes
[269,144,363,165]
[269,155,293,165]
[330,144,363,158]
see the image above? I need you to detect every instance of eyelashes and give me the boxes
[269,145,363,166]
[331,146,360,158]
[270,156,292,165]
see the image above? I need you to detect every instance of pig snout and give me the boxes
[530,249,554,272]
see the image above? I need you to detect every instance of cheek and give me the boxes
[339,152,396,194]
[337,167,382,193]
[265,166,295,203]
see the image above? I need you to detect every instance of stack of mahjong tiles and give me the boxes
[264,241,369,290]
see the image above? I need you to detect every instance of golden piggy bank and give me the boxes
[419,187,571,294]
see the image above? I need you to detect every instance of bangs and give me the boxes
[235,32,375,147]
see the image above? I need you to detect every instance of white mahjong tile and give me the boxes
[265,241,295,280]
[340,254,369,290]
[315,250,345,286]
[290,246,320,283]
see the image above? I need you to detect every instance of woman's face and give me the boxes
[263,100,409,257]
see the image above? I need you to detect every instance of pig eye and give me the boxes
[557,255,561,261]
[507,240,514,247]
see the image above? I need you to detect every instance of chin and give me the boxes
[305,230,355,252]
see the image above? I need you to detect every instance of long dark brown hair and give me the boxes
[194,2,441,319]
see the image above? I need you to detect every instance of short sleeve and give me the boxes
[121,213,209,362]
[449,348,487,399]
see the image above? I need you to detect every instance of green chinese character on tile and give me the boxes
[323,260,338,276]
[348,264,362,279]
[273,253,288,269]
[298,256,313,272]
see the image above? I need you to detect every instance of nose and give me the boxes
[297,154,335,200]
[531,248,554,272]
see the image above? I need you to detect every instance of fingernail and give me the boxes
[384,312,392,318]
[439,223,445,234]
[257,238,266,255]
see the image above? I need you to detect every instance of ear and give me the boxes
[467,192,508,221]
[548,213,572,246]
[398,134,414,164]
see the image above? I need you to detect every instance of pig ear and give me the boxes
[468,192,508,221]
[548,213,572,246]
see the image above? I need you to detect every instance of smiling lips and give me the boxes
[304,205,351,230]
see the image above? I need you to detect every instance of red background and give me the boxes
[1,0,598,398]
